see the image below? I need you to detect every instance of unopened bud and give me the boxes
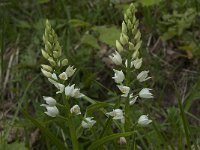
[41,49,50,59]
[134,41,142,51]
[132,50,139,59]
[48,57,56,66]
[61,59,68,66]
[120,33,129,45]
[119,137,127,145]
[53,51,61,58]
[116,40,123,52]
[122,21,127,34]
[128,42,135,51]
[41,64,52,72]
[127,20,132,29]
[41,68,52,78]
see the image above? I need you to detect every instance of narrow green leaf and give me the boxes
[22,110,67,150]
[88,132,134,150]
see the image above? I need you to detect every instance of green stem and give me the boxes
[65,96,79,150]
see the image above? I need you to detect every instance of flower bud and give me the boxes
[45,41,52,52]
[120,33,129,45]
[41,49,50,59]
[133,58,142,69]
[128,42,135,51]
[134,30,141,41]
[48,57,56,66]
[61,59,68,66]
[53,51,61,58]
[41,64,52,72]
[134,41,142,51]
[70,105,81,115]
[127,19,132,29]
[122,21,127,34]
[41,68,52,78]
[132,50,139,60]
[116,40,123,52]
[44,106,59,117]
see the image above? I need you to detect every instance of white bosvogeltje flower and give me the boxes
[117,85,130,97]
[133,58,142,69]
[119,137,127,145]
[70,105,81,115]
[44,106,59,117]
[65,66,76,77]
[112,69,125,83]
[65,84,84,98]
[43,96,56,106]
[129,96,138,105]
[81,117,96,128]
[138,115,152,126]
[106,109,124,120]
[137,71,151,82]
[109,51,122,65]
[59,72,68,80]
[139,88,153,99]
[55,83,65,94]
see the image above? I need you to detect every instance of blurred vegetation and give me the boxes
[0,0,200,149]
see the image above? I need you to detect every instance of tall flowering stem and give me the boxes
[109,3,153,146]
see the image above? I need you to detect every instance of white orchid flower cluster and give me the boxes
[108,4,152,126]
[40,20,96,128]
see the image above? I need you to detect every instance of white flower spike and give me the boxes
[65,66,76,77]
[106,109,124,120]
[109,51,122,65]
[139,88,153,99]
[133,58,142,69]
[138,115,152,126]
[112,69,125,84]
[137,71,151,82]
[70,105,81,115]
[81,117,96,129]
[117,85,130,97]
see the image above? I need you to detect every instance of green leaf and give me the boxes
[93,26,120,46]
[81,34,100,49]
[88,132,134,150]
[86,102,110,115]
[140,0,162,6]
[22,110,68,150]
[69,19,90,28]
[0,141,27,150]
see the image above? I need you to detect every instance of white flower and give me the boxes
[125,59,133,68]
[41,105,59,117]
[129,96,138,105]
[55,83,65,94]
[51,73,58,80]
[133,58,142,69]
[138,115,152,126]
[59,72,68,80]
[109,51,122,65]
[65,66,76,77]
[106,109,124,120]
[112,69,125,83]
[81,117,96,128]
[43,96,56,106]
[117,85,130,97]
[70,105,81,115]
[41,68,52,78]
[119,137,127,145]
[139,88,153,99]
[65,84,84,98]
[137,71,151,82]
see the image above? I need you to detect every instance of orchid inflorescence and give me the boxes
[108,3,153,127]
[39,3,153,149]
